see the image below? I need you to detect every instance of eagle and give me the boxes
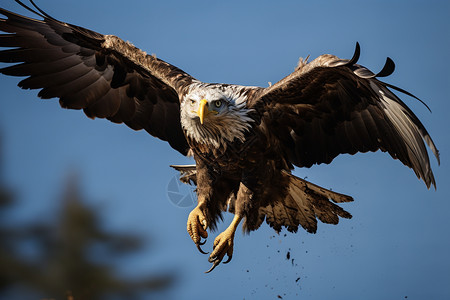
[0,1,439,273]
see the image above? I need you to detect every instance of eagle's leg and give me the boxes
[205,213,242,273]
[205,178,257,273]
[187,203,209,254]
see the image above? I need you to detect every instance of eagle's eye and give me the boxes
[190,99,195,105]
[213,100,223,108]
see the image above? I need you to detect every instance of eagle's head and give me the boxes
[180,84,254,148]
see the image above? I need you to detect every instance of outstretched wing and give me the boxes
[0,1,194,155]
[250,43,439,188]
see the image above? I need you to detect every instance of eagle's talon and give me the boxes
[204,227,235,272]
[205,259,221,273]
[187,206,208,252]
[196,243,209,255]
[223,255,232,264]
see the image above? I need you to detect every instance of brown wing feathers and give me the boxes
[1,2,438,189]
[256,43,439,188]
[0,1,191,155]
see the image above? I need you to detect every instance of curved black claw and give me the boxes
[223,254,232,264]
[196,242,209,255]
[199,238,206,245]
[205,259,221,273]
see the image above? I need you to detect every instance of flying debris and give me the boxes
[0,1,439,273]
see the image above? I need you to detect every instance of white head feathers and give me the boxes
[180,83,255,149]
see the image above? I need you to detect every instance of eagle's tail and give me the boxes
[170,164,197,185]
[258,171,353,233]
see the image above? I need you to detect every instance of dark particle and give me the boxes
[296,277,301,282]
[277,295,283,299]
[291,258,295,266]
[286,251,291,260]
[246,270,249,273]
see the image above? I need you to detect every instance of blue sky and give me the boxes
[1,0,449,299]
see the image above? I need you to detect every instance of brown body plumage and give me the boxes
[0,1,439,272]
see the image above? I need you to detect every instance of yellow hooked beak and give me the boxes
[196,99,219,124]
[197,99,219,124]
[197,99,208,124]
